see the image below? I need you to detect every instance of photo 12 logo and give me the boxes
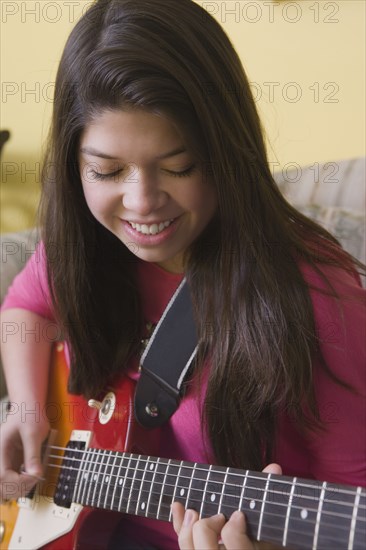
[199,2,340,24]
[1,1,94,24]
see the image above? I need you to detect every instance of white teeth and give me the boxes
[129,219,173,235]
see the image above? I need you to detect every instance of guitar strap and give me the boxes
[134,278,198,429]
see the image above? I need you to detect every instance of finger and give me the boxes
[171,502,186,535]
[0,429,23,475]
[191,513,226,549]
[21,432,45,478]
[177,508,200,550]
[221,510,254,550]
[0,470,38,502]
[262,463,282,476]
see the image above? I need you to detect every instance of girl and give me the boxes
[1,0,365,548]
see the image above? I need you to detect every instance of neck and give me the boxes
[55,447,366,550]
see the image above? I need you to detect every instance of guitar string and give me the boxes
[47,445,366,500]
[46,456,366,515]
[45,449,366,514]
[38,461,366,543]
[142,504,363,548]
[77,491,363,548]
[44,460,366,522]
[108,499,364,548]
[45,446,366,508]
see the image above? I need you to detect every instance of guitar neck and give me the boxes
[55,446,366,550]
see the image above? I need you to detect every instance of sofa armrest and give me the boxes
[0,229,39,399]
[0,229,39,305]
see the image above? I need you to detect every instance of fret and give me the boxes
[80,448,97,504]
[144,457,163,519]
[286,479,322,549]
[162,459,181,521]
[199,465,212,519]
[83,448,102,506]
[238,470,249,514]
[317,482,355,549]
[135,455,152,517]
[117,453,134,513]
[349,486,362,550]
[186,463,199,510]
[239,471,268,540]
[257,473,271,541]
[74,447,88,504]
[91,449,108,507]
[283,477,297,547]
[351,489,366,550]
[200,465,227,518]
[156,458,171,520]
[169,460,184,521]
[220,468,243,518]
[143,457,160,518]
[102,450,115,509]
[97,450,114,508]
[259,475,292,547]
[174,462,198,510]
[186,463,209,514]
[126,454,144,515]
[313,481,327,549]
[218,467,229,514]
[143,457,176,521]
[105,451,119,510]
[179,462,208,516]
[113,453,131,512]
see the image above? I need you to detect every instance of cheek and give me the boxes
[183,180,217,213]
[82,183,110,216]
[81,192,105,227]
[194,185,217,217]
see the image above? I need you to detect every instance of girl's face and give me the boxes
[79,108,217,273]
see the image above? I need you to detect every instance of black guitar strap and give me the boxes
[134,278,198,429]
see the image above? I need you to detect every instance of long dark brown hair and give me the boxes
[40,0,365,470]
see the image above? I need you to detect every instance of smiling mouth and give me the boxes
[128,219,175,235]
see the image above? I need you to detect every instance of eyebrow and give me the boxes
[79,146,187,160]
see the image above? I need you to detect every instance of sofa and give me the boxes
[0,157,365,398]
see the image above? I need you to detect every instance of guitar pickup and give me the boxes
[54,440,87,509]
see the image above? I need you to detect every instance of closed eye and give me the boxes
[164,165,196,178]
[90,169,123,181]
[89,164,196,181]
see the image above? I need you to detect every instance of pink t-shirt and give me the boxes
[2,243,365,549]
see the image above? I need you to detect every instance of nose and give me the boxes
[122,167,167,216]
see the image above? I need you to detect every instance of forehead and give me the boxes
[80,108,186,157]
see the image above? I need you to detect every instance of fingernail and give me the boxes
[231,510,244,521]
[211,513,226,522]
[183,509,195,526]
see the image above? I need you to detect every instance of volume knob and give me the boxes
[88,399,103,410]
[87,393,116,424]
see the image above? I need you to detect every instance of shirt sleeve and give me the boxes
[1,241,54,320]
[301,263,366,486]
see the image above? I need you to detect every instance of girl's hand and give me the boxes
[0,408,50,502]
[172,463,282,550]
[172,505,255,550]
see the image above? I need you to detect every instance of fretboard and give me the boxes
[55,447,366,549]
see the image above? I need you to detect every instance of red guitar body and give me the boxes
[0,344,158,550]
[3,345,365,550]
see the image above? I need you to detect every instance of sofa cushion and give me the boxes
[295,204,365,268]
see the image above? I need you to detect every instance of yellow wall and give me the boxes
[1,0,365,232]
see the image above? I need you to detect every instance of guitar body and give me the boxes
[1,344,365,550]
[0,343,157,550]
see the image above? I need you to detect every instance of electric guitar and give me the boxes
[0,343,365,549]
